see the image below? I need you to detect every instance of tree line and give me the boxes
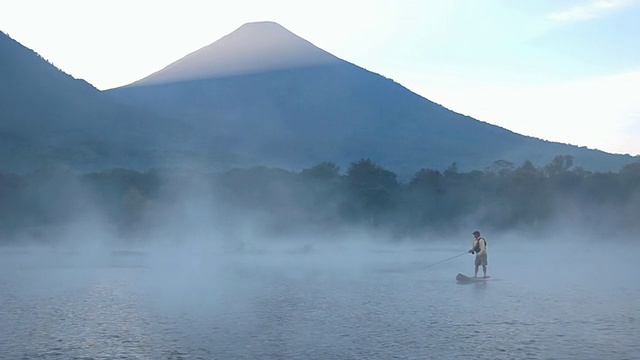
[1,155,639,242]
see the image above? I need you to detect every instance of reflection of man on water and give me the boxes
[468,230,488,278]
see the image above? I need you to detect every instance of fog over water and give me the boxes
[2,228,639,359]
[1,173,639,359]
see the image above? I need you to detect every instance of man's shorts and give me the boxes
[475,253,488,266]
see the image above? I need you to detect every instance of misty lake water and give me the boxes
[1,239,639,360]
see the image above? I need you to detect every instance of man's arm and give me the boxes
[468,240,476,254]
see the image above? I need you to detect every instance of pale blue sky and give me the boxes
[1,0,639,155]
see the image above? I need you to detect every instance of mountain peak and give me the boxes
[238,21,285,30]
[128,21,340,87]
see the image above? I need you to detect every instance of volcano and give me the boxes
[100,22,637,175]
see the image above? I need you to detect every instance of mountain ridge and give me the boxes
[1,24,637,176]
[0,31,247,172]
[108,22,638,175]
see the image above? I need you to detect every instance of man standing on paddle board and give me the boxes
[468,230,488,278]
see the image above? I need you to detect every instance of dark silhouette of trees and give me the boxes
[345,158,399,225]
[0,155,638,242]
[300,162,341,181]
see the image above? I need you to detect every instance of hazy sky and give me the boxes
[1,0,639,156]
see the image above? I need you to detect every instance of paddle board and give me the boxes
[456,273,491,283]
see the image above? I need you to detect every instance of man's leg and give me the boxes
[474,265,479,277]
[482,265,487,278]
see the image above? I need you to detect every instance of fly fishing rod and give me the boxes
[422,251,468,269]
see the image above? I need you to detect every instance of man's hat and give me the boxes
[472,230,480,235]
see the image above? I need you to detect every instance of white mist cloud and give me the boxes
[547,0,636,22]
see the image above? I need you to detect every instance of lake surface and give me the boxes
[1,240,639,359]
